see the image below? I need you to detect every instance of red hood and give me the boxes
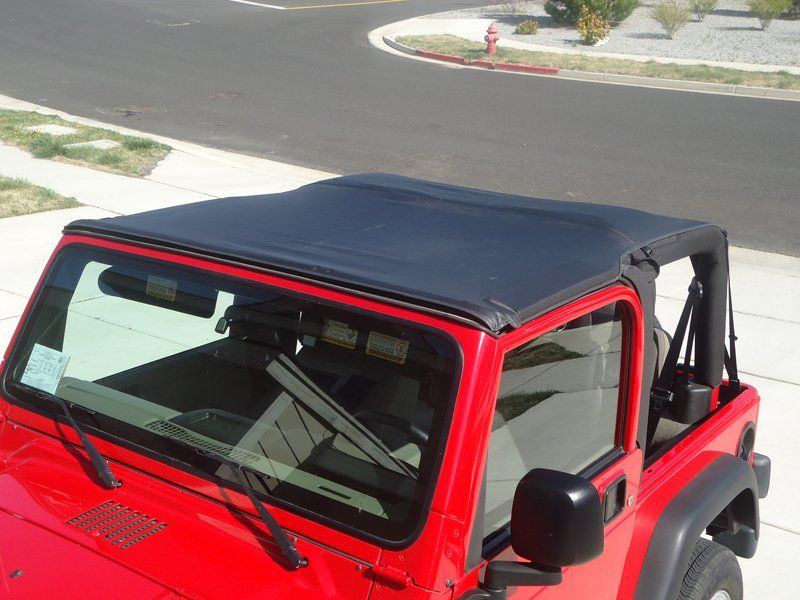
[0,510,177,599]
[0,422,376,600]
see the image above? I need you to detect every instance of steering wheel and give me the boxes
[353,409,429,448]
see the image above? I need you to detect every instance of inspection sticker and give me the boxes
[322,319,358,350]
[146,275,177,302]
[366,332,409,365]
[20,344,70,395]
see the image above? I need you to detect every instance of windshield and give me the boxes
[4,245,460,544]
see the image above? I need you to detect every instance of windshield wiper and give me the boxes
[167,435,307,570]
[18,384,121,489]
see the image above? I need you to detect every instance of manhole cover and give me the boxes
[207,91,243,101]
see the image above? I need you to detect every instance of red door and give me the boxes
[478,287,644,600]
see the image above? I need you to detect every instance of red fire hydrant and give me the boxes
[485,23,500,55]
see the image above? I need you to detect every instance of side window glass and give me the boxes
[483,303,625,538]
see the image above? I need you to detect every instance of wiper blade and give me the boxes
[169,436,307,570]
[19,384,121,489]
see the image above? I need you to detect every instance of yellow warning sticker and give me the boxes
[322,318,358,349]
[146,275,177,302]
[366,331,409,365]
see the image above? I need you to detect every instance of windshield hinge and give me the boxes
[371,564,412,588]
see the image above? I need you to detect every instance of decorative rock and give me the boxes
[63,139,121,150]
[24,124,78,136]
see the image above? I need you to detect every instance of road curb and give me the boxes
[385,37,558,75]
[378,35,800,102]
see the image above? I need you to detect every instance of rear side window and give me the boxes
[483,303,624,538]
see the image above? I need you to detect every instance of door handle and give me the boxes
[602,475,627,524]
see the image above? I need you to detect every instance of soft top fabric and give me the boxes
[65,173,712,332]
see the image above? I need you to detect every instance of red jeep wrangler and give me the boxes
[0,174,769,600]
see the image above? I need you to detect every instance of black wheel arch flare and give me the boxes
[634,453,759,600]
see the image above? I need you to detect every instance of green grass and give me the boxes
[397,35,800,91]
[0,109,171,177]
[504,341,584,370]
[495,390,559,425]
[0,177,81,218]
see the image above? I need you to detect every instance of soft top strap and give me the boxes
[652,277,703,402]
[724,240,740,391]
[647,278,703,446]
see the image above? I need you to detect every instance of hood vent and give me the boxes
[66,501,168,550]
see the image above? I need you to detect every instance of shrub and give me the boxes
[652,0,691,38]
[688,0,717,20]
[514,19,540,34]
[747,0,791,29]
[577,6,611,43]
[788,0,800,18]
[545,0,639,23]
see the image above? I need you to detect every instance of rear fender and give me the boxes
[634,453,758,600]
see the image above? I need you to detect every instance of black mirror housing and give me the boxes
[511,468,604,567]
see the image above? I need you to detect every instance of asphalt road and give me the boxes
[0,0,798,254]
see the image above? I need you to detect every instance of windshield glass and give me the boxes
[5,246,460,544]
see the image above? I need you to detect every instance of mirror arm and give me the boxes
[482,561,562,593]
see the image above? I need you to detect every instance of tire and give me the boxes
[678,538,743,600]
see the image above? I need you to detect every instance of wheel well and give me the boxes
[707,487,758,558]
[634,454,759,600]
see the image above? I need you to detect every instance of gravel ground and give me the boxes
[424,1,800,67]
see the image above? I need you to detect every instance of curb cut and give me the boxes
[379,35,800,102]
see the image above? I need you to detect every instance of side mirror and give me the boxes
[482,469,604,595]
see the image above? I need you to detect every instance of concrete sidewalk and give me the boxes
[0,92,333,212]
[1,100,797,598]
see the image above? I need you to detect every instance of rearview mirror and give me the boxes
[482,469,604,595]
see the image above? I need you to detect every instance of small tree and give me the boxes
[545,0,639,23]
[577,6,611,44]
[688,0,717,20]
[652,0,691,39]
[747,0,791,29]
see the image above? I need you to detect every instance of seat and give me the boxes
[649,321,688,451]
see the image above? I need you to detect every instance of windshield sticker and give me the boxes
[146,275,177,302]
[366,332,409,365]
[322,319,358,350]
[20,344,70,395]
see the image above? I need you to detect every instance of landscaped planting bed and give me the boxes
[425,0,800,68]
